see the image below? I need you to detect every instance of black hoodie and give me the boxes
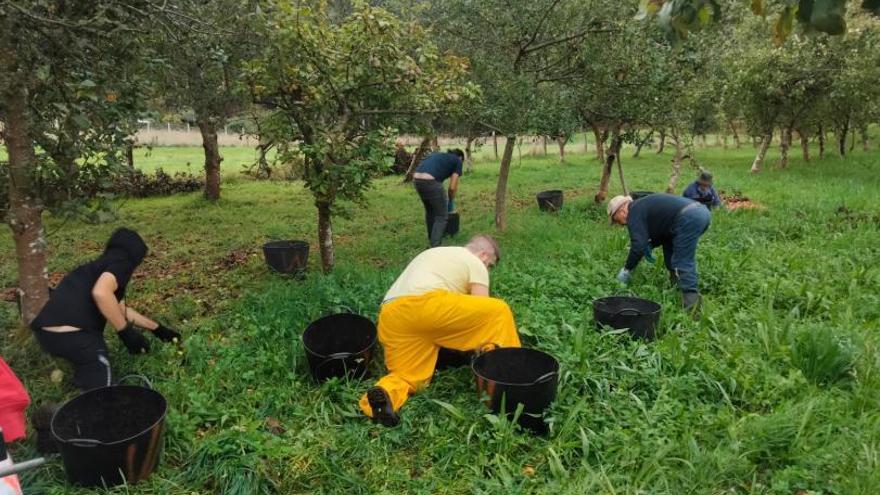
[31,228,148,333]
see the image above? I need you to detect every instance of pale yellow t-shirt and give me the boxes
[384,247,489,302]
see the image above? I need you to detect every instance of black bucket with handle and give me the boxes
[262,240,309,274]
[302,313,377,382]
[593,296,662,340]
[445,212,460,237]
[472,347,559,434]
[50,375,166,487]
[536,190,564,212]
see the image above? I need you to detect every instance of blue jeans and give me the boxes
[662,203,711,293]
[414,179,448,247]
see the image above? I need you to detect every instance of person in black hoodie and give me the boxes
[30,228,181,391]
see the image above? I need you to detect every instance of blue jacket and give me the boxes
[682,181,721,208]
[416,152,463,182]
[625,194,698,270]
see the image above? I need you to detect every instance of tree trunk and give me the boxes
[656,129,666,153]
[666,133,685,193]
[464,135,475,173]
[317,201,334,273]
[818,123,826,159]
[616,150,628,196]
[431,135,439,151]
[751,133,772,173]
[779,126,791,168]
[541,135,548,155]
[125,142,135,169]
[492,132,498,160]
[257,142,272,178]
[494,135,517,230]
[594,126,621,203]
[861,127,869,152]
[4,90,49,324]
[850,127,856,152]
[404,135,432,182]
[198,120,222,200]
[583,131,589,152]
[798,130,810,162]
[591,124,607,163]
[838,119,849,158]
[556,136,567,163]
[730,123,741,148]
[632,130,653,158]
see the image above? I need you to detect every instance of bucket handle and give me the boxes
[529,371,558,386]
[314,352,356,375]
[66,438,104,448]
[613,308,641,317]
[116,374,153,389]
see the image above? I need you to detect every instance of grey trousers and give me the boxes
[414,179,448,247]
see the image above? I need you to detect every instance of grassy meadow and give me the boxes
[1,139,879,494]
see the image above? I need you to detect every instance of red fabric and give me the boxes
[0,358,30,443]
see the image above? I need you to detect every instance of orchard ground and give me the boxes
[1,140,879,494]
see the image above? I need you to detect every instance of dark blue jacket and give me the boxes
[416,152,463,182]
[625,194,698,270]
[682,181,721,208]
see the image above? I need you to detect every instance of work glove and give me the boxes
[616,268,632,285]
[447,199,456,213]
[643,247,656,264]
[153,323,182,344]
[118,322,150,354]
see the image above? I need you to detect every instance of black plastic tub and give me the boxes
[302,314,377,382]
[536,190,564,212]
[262,240,309,274]
[593,296,662,340]
[472,347,559,434]
[51,376,166,487]
[630,191,655,201]
[445,212,460,237]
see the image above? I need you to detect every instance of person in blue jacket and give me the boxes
[608,193,711,312]
[412,149,464,247]
[682,170,722,209]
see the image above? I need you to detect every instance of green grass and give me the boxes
[2,141,879,494]
[133,145,266,175]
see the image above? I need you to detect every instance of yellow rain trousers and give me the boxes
[359,290,521,417]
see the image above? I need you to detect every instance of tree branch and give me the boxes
[522,26,616,55]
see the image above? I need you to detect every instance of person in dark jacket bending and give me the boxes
[30,228,181,391]
[608,193,711,311]
[412,149,464,247]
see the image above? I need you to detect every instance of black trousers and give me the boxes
[414,179,448,247]
[33,328,112,391]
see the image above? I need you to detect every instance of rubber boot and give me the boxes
[682,291,702,319]
[32,403,60,454]
[367,387,400,427]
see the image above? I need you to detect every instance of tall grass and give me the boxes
[2,141,879,494]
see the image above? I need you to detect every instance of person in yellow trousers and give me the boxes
[359,234,521,426]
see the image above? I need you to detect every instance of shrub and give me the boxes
[111,168,203,197]
[790,325,854,386]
